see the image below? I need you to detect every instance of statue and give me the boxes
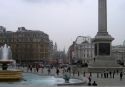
[63,71,70,83]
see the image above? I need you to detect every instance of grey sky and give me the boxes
[0,0,125,51]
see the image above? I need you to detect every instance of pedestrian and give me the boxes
[104,71,106,78]
[83,72,85,77]
[109,71,112,78]
[48,68,51,75]
[56,68,59,76]
[27,64,30,72]
[92,81,97,86]
[30,65,32,72]
[78,71,79,76]
[97,72,99,78]
[90,72,92,77]
[73,70,75,76]
[36,64,40,72]
[120,72,123,80]
[94,57,95,62]
[113,70,115,79]
[88,76,91,82]
[117,69,119,75]
[88,81,91,86]
[67,67,71,73]
[106,70,109,78]
[101,72,103,78]
[107,72,109,78]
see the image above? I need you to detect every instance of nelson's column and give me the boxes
[91,0,120,67]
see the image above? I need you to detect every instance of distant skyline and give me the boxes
[0,0,125,51]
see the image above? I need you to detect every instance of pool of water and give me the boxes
[0,73,84,86]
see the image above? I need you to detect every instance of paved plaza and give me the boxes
[0,67,125,87]
[24,67,125,86]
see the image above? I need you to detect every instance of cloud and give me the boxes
[23,0,85,4]
[0,0,125,51]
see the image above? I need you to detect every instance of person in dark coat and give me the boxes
[77,71,79,76]
[83,72,86,77]
[109,71,112,78]
[48,68,51,75]
[113,70,115,78]
[117,69,119,75]
[90,72,92,77]
[88,81,91,86]
[56,68,59,76]
[101,72,103,78]
[120,72,123,80]
[92,81,97,86]
[88,76,91,82]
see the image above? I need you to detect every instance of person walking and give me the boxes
[113,71,115,79]
[36,64,40,72]
[27,64,30,72]
[117,70,119,75]
[90,72,92,77]
[56,68,59,76]
[106,70,109,78]
[101,72,103,78]
[109,71,112,78]
[72,70,75,76]
[88,76,91,82]
[94,57,95,62]
[48,68,51,75]
[29,65,32,72]
[78,71,79,76]
[120,72,123,80]
[104,71,106,78]
[97,72,99,78]
[83,72,85,77]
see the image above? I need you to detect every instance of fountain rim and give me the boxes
[0,60,14,64]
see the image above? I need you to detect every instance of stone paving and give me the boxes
[22,67,125,86]
[90,73,125,86]
[0,67,125,86]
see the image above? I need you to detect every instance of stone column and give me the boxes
[98,0,107,33]
[97,43,99,56]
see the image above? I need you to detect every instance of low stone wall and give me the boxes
[71,66,124,73]
[0,70,22,81]
[88,67,124,73]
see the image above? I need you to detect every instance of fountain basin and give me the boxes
[0,70,22,81]
[0,60,13,64]
[0,60,14,70]
[0,73,88,86]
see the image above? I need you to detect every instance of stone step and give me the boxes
[89,60,120,67]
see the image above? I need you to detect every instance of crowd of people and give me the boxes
[86,69,124,86]
[95,70,124,80]
[18,64,125,86]
[26,64,72,76]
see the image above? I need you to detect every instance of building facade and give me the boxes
[112,43,125,65]
[0,26,53,64]
[68,36,94,64]
[67,42,75,64]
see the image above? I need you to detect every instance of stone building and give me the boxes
[68,36,94,64]
[112,41,125,65]
[0,26,52,64]
[67,41,75,64]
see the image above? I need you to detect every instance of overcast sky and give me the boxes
[0,0,125,51]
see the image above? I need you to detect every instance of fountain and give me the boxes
[0,44,87,85]
[0,44,22,81]
[63,71,70,83]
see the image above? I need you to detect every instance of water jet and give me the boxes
[0,44,22,81]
